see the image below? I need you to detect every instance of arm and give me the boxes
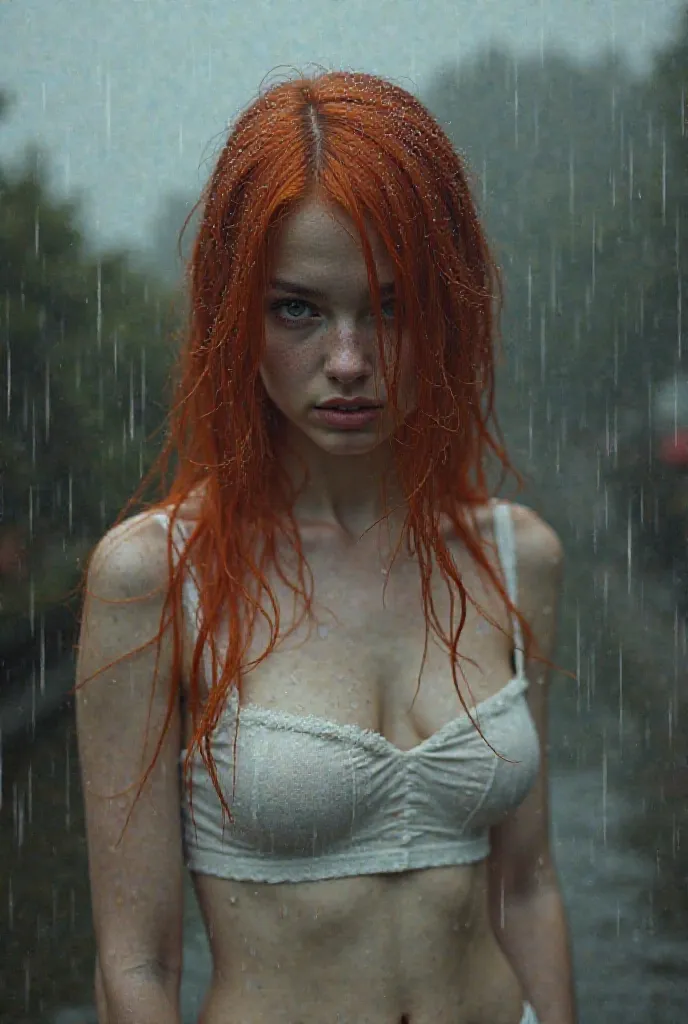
[488,505,577,1024]
[76,514,184,1024]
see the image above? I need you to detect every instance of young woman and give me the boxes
[75,70,576,1024]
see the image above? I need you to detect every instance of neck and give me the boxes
[277,433,406,543]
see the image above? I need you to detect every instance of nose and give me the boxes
[322,325,374,386]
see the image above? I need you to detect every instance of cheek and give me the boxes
[260,339,314,404]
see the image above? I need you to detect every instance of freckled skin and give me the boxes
[260,195,414,464]
[177,200,565,1024]
[79,194,569,1024]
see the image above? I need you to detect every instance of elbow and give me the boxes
[96,955,182,1024]
[95,959,109,1024]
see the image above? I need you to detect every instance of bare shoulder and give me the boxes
[86,509,172,600]
[507,502,564,578]
[78,510,176,696]
[506,503,564,666]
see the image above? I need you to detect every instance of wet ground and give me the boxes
[1,519,688,1023]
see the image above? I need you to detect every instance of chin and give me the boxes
[312,432,388,456]
[276,409,394,457]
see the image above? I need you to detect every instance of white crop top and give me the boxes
[157,502,541,884]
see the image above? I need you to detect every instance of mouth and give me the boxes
[315,399,384,411]
[311,399,385,431]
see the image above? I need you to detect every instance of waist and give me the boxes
[192,862,524,1024]
[201,994,531,1024]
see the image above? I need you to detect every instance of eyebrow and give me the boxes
[268,278,396,299]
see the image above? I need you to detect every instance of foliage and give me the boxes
[0,96,179,648]
[423,21,687,442]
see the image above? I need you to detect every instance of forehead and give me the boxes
[268,196,394,281]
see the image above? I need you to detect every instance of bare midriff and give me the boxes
[178,503,529,1024]
[191,862,525,1024]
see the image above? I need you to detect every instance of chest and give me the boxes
[184,536,518,751]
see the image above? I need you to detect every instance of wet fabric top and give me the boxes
[157,502,541,884]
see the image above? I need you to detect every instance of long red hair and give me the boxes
[79,69,534,825]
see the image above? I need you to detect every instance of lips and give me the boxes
[318,404,381,412]
[311,401,384,431]
[316,398,383,410]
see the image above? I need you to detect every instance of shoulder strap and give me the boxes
[153,509,221,694]
[152,510,201,629]
[491,501,525,677]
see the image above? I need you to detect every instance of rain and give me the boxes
[1,1,687,1022]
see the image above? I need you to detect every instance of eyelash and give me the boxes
[271,298,396,328]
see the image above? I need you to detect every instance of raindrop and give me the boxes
[104,72,112,147]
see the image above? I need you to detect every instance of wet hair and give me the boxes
[78,68,540,828]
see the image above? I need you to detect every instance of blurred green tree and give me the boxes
[423,22,687,444]
[0,91,179,656]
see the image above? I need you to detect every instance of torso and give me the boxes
[178,503,527,1024]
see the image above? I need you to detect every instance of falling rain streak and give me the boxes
[0,6,687,1024]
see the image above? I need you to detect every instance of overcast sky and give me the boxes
[0,0,685,251]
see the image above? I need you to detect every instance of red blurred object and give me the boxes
[658,429,688,466]
[0,526,26,579]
